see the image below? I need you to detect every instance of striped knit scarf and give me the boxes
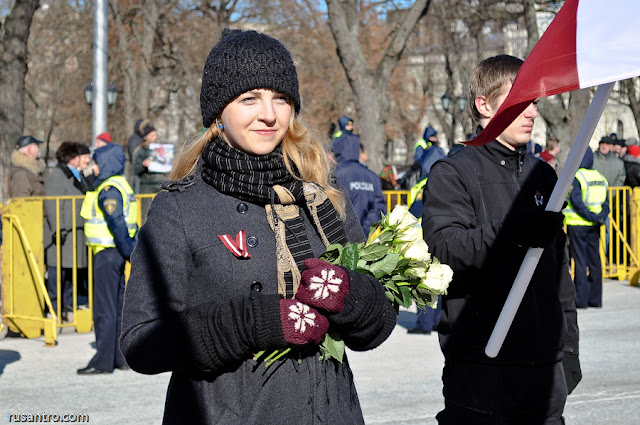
[201,138,347,298]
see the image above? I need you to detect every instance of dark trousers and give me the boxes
[46,267,73,314]
[416,295,442,331]
[437,361,567,425]
[88,248,126,372]
[567,225,602,308]
[46,267,89,314]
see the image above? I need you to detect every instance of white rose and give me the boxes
[403,239,431,262]
[395,225,423,244]
[423,263,453,293]
[385,205,418,230]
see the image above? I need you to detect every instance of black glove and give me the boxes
[596,213,608,225]
[509,209,565,248]
[562,352,582,394]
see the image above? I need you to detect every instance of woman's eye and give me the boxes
[275,95,288,103]
[240,96,256,103]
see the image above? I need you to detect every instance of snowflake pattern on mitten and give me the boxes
[279,299,328,345]
[297,258,350,313]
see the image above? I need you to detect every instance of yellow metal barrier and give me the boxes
[0,193,153,345]
[2,189,638,345]
[383,190,411,212]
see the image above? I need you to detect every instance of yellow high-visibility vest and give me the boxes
[80,175,137,253]
[409,178,428,206]
[332,130,342,139]
[414,139,427,152]
[563,168,608,226]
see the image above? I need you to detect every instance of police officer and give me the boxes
[77,143,138,374]
[332,129,386,235]
[413,126,438,164]
[563,148,609,308]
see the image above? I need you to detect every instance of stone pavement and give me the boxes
[1,279,639,424]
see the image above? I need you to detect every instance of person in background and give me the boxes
[77,143,95,189]
[119,28,396,424]
[131,120,167,220]
[332,115,355,140]
[563,148,608,309]
[593,134,626,188]
[44,142,90,319]
[539,150,558,169]
[8,135,45,198]
[623,143,640,188]
[77,143,137,375]
[422,55,580,424]
[94,132,112,149]
[332,136,387,235]
[413,126,439,164]
[127,118,144,192]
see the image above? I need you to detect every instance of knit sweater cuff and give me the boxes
[181,303,221,373]
[329,269,397,351]
[250,293,288,350]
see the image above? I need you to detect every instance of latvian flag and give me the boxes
[467,0,640,147]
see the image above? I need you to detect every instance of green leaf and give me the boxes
[371,253,400,279]
[385,291,395,303]
[320,244,343,264]
[376,230,395,244]
[321,330,345,363]
[341,244,360,270]
[360,243,391,261]
[399,285,412,308]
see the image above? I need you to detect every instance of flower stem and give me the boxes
[266,348,291,367]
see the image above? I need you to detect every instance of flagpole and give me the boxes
[485,82,615,359]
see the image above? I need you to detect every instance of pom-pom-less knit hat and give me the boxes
[200,28,301,128]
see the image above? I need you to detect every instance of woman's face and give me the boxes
[220,89,292,155]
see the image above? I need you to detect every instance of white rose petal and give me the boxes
[403,239,431,262]
[423,263,453,293]
[395,226,423,243]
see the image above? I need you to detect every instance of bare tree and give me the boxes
[326,0,431,173]
[621,78,640,137]
[0,0,41,201]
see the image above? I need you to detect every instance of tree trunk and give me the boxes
[326,0,431,173]
[0,0,41,202]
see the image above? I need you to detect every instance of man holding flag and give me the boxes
[422,55,580,424]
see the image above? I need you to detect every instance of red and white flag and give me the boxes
[467,0,640,147]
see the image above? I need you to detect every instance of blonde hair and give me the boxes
[170,115,346,219]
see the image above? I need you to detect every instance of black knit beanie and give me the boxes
[200,28,301,128]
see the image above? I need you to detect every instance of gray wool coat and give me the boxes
[43,164,89,268]
[120,174,397,425]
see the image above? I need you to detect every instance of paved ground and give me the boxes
[1,279,639,424]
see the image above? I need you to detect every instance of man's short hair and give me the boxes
[546,136,559,151]
[55,142,80,164]
[469,55,523,122]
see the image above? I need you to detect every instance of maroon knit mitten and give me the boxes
[296,258,350,313]
[279,299,329,346]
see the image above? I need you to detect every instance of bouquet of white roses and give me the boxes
[254,204,453,366]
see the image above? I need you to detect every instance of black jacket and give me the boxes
[422,140,579,365]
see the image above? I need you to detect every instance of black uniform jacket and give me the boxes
[422,140,579,365]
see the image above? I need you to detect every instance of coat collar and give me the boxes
[476,140,528,170]
[11,150,45,175]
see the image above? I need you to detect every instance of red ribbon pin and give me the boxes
[218,230,251,258]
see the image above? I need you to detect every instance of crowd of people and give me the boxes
[5,26,640,424]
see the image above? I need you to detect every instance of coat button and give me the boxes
[500,160,506,166]
[236,203,249,214]
[250,281,262,292]
[247,236,258,247]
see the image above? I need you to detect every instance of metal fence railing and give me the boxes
[1,188,637,345]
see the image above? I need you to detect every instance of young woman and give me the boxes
[120,29,397,424]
